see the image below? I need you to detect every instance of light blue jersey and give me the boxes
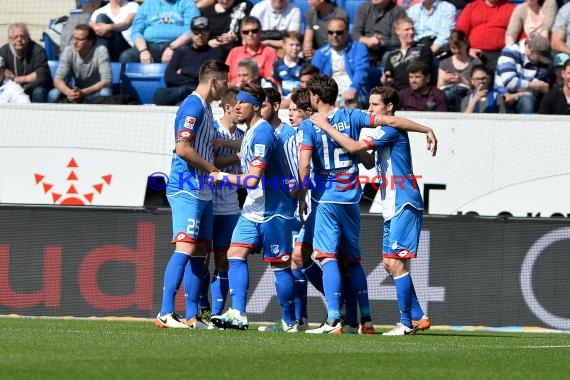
[213,120,245,215]
[366,126,424,220]
[167,92,214,201]
[298,107,374,204]
[130,0,199,43]
[239,119,295,222]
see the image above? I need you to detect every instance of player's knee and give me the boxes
[213,251,229,271]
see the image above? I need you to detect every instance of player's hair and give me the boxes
[394,16,414,29]
[240,16,261,31]
[221,85,240,107]
[290,88,311,111]
[283,30,301,43]
[74,24,96,42]
[240,82,266,106]
[470,64,490,78]
[407,60,430,76]
[370,86,400,111]
[307,74,338,105]
[264,87,281,105]
[8,22,30,38]
[300,63,320,77]
[199,60,229,83]
[237,58,260,78]
[449,30,470,51]
[564,59,570,70]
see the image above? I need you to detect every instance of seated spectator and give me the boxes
[48,24,112,103]
[250,0,301,49]
[0,56,31,104]
[381,16,433,91]
[90,0,140,61]
[551,2,570,56]
[235,57,277,88]
[351,0,406,66]
[119,0,200,64]
[538,59,570,114]
[494,35,551,113]
[273,31,305,102]
[437,30,482,111]
[60,0,103,53]
[0,22,52,103]
[399,60,447,111]
[202,0,253,54]
[461,64,507,112]
[396,0,422,9]
[153,17,226,105]
[407,0,457,55]
[311,17,370,108]
[225,16,278,84]
[505,0,557,46]
[552,52,570,86]
[456,0,516,72]
[303,0,348,60]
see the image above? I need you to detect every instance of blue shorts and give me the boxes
[382,206,423,259]
[212,214,239,253]
[313,202,361,263]
[230,216,293,263]
[168,194,213,244]
[294,209,315,249]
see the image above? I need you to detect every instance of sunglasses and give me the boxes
[328,30,345,36]
[241,28,259,35]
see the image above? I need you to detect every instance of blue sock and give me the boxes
[159,251,189,316]
[346,263,371,322]
[274,267,295,325]
[211,270,229,315]
[198,270,211,311]
[342,272,358,327]
[394,272,413,328]
[228,258,249,314]
[291,268,307,321]
[184,256,207,320]
[302,259,324,294]
[321,260,342,323]
[410,279,425,320]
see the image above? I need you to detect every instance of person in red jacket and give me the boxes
[456,0,516,72]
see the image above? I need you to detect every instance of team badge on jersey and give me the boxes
[254,144,266,157]
[184,116,196,128]
[271,245,280,254]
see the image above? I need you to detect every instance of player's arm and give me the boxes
[298,148,312,223]
[357,151,375,170]
[310,113,368,154]
[175,137,218,173]
[214,138,243,151]
[374,114,437,157]
[214,153,240,170]
[211,162,264,188]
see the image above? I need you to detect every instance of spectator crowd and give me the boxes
[1,0,570,115]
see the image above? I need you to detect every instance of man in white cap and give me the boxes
[0,56,31,104]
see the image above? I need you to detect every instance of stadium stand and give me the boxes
[122,62,167,104]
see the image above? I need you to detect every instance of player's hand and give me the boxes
[209,171,221,184]
[310,113,330,130]
[426,129,438,157]
[299,197,308,224]
[213,139,224,150]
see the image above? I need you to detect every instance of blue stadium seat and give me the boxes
[290,0,312,31]
[122,63,167,104]
[367,66,384,90]
[110,62,123,95]
[42,32,58,60]
[344,0,364,26]
[48,60,59,81]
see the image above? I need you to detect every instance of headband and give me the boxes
[236,90,263,107]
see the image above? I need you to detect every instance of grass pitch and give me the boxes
[1,318,570,380]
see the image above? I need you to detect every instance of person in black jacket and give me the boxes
[153,17,225,106]
[0,23,53,102]
[538,59,570,115]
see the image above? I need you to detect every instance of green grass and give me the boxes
[1,318,570,380]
